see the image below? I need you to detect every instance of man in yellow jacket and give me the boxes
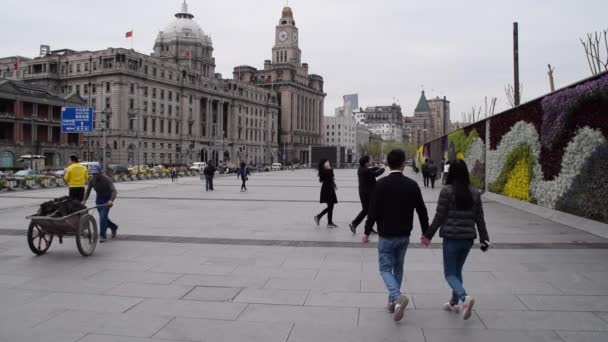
[64,154,88,202]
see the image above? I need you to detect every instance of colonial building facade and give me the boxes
[0,79,85,169]
[404,91,450,145]
[233,6,326,165]
[354,104,404,143]
[0,2,288,166]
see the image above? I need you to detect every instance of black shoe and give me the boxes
[110,227,118,239]
[314,216,320,226]
[349,223,356,234]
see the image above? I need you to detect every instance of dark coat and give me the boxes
[237,167,250,179]
[319,168,338,204]
[203,165,216,177]
[428,164,438,178]
[425,185,490,242]
[421,163,430,176]
[357,166,385,196]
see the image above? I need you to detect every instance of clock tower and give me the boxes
[272,6,301,65]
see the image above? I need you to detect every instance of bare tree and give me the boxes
[581,29,608,75]
[547,64,556,92]
[461,96,497,124]
[505,83,524,107]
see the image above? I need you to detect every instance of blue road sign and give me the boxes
[61,107,94,133]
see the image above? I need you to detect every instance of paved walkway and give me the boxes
[0,169,607,341]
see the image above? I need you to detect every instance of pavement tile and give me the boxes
[305,291,389,308]
[0,287,49,306]
[233,288,309,305]
[556,331,608,342]
[476,310,608,331]
[287,323,426,342]
[0,274,32,287]
[106,282,193,299]
[20,292,144,313]
[128,298,247,320]
[31,309,173,338]
[423,329,564,342]
[237,303,358,327]
[153,317,293,342]
[18,275,122,294]
[517,295,608,312]
[182,286,242,302]
[359,308,486,330]
[264,274,361,292]
[174,274,270,288]
[0,306,67,331]
[0,330,84,342]
[231,265,318,280]
[86,269,182,284]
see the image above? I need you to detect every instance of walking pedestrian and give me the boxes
[203,161,216,192]
[363,149,429,322]
[237,162,250,192]
[349,156,385,234]
[442,161,450,185]
[421,159,490,320]
[64,154,89,202]
[421,159,430,187]
[83,165,118,243]
[428,160,438,189]
[313,159,338,228]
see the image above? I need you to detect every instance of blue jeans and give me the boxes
[96,197,117,239]
[443,239,474,305]
[205,176,214,191]
[378,236,409,302]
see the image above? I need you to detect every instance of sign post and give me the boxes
[61,107,94,133]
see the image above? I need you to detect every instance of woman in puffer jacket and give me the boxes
[421,159,490,320]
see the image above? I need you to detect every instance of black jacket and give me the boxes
[365,172,429,237]
[425,185,490,242]
[358,166,385,196]
[319,169,337,204]
[428,164,438,178]
[203,165,216,177]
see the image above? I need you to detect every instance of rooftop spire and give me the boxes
[415,90,431,113]
[182,0,187,13]
[176,0,194,19]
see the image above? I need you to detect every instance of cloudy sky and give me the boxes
[1,0,606,120]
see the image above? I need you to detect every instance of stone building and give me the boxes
[404,91,450,145]
[354,104,403,143]
[0,79,85,169]
[0,1,282,167]
[233,6,326,165]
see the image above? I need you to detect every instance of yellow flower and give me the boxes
[503,158,530,201]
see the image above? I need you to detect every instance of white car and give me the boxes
[190,162,207,172]
[271,163,282,171]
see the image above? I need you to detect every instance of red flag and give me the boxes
[14,57,19,70]
[125,31,133,38]
[185,48,191,57]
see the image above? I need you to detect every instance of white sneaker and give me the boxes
[393,295,409,322]
[442,302,460,313]
[462,296,475,320]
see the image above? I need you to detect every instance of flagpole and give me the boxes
[131,29,134,50]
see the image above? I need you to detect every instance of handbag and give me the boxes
[244,176,248,181]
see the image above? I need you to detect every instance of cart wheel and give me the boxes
[27,222,53,255]
[76,214,98,257]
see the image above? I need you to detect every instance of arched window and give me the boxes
[113,141,118,150]
[0,151,14,168]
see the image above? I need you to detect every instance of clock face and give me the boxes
[278,31,289,43]
[293,32,298,43]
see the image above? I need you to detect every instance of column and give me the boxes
[206,98,212,140]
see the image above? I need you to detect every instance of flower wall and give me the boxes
[421,72,608,224]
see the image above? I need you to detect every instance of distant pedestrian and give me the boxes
[349,156,385,234]
[64,154,89,202]
[364,149,429,322]
[237,162,250,192]
[412,160,418,174]
[203,161,216,192]
[428,160,438,189]
[440,158,446,180]
[170,168,177,183]
[83,165,118,243]
[421,159,490,320]
[442,161,450,185]
[421,159,430,187]
[314,159,338,228]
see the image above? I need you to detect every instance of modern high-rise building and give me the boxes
[233,6,326,165]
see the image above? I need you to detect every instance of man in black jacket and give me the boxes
[349,156,385,234]
[203,161,216,192]
[364,149,429,322]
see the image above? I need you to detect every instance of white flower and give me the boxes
[532,127,606,208]
[464,137,485,169]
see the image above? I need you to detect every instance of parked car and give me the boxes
[190,162,207,172]
[13,169,36,180]
[271,163,282,171]
[129,165,150,173]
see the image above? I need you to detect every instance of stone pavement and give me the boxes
[0,169,607,342]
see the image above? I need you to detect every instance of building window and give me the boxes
[168,121,172,134]
[153,67,157,77]
[105,82,110,92]
[160,120,164,133]
[152,88,157,98]
[69,64,73,73]
[168,106,172,115]
[130,83,135,94]
[129,99,134,110]
[168,91,173,101]
[152,119,156,133]
[160,90,165,100]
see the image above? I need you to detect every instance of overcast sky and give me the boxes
[1,0,606,120]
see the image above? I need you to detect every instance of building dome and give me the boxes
[155,1,212,47]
